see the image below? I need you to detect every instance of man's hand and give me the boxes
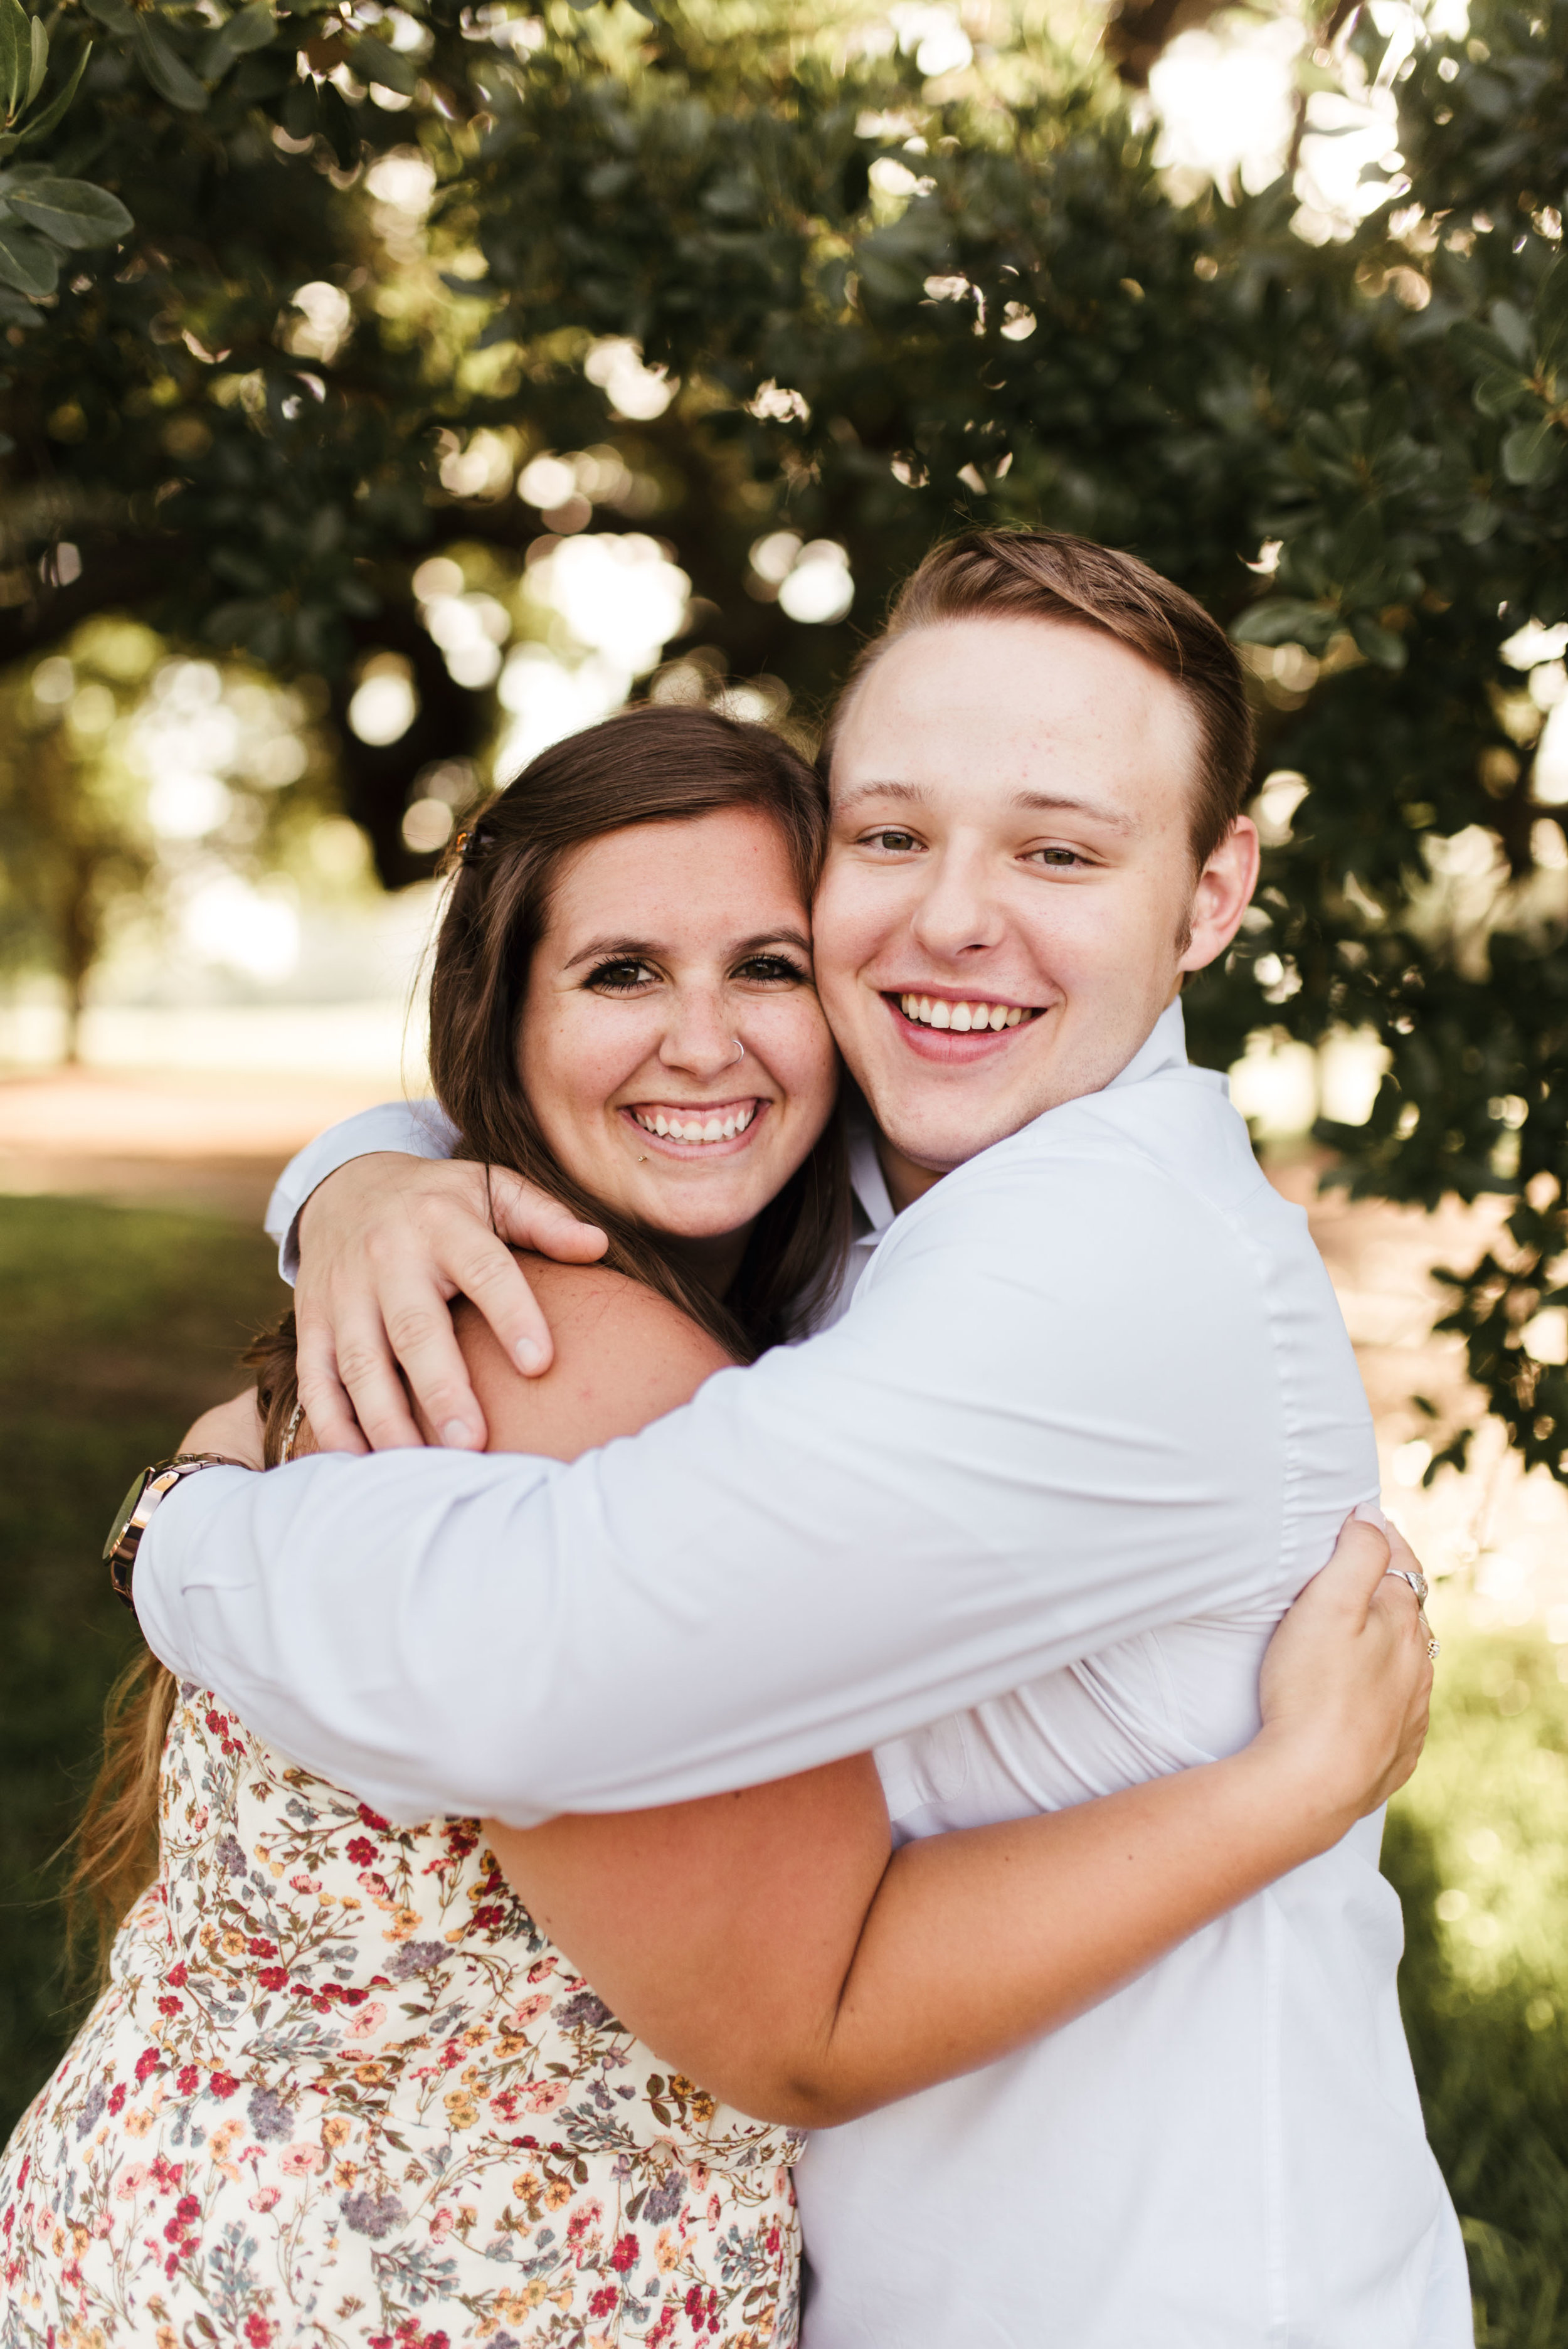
[179,1389,267,1469]
[294,1153,608,1455]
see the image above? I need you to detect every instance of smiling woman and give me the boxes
[432,704,851,1355]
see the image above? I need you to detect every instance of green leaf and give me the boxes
[348,31,418,96]
[135,21,209,111]
[10,176,132,247]
[1535,253,1568,366]
[1350,613,1407,669]
[1231,597,1336,651]
[205,0,277,77]
[82,0,137,33]
[1502,416,1563,487]
[24,13,45,109]
[0,0,28,119]
[13,40,89,144]
[0,216,56,295]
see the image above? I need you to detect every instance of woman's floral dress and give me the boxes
[0,1684,802,2349]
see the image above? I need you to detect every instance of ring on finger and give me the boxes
[1385,1564,1429,1604]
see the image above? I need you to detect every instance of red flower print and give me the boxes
[177,2066,199,2097]
[589,2286,619,2317]
[243,2315,275,2347]
[176,2196,200,2224]
[257,1968,288,1993]
[648,2313,677,2348]
[156,1996,183,2018]
[346,1837,378,1867]
[470,1904,505,1931]
[107,2083,127,2116]
[166,1963,188,1989]
[356,1802,391,1833]
[209,2071,239,2099]
[423,2335,450,2349]
[205,1709,228,1736]
[246,1937,277,1958]
[611,2232,639,2273]
[684,2284,719,2332]
[134,2048,161,2086]
[566,2200,603,2246]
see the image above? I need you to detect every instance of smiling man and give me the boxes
[132,531,1468,2346]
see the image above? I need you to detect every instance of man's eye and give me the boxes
[586,959,657,992]
[1027,846,1086,868]
[735,953,808,985]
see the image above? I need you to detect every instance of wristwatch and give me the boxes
[104,1455,247,1608]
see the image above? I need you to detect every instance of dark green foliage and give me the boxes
[3,0,1568,1465]
[0,1193,282,2128]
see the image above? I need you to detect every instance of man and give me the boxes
[135,531,1468,2345]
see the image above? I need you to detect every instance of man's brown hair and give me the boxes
[822,529,1256,869]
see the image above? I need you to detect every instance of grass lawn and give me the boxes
[0,1188,1565,2340]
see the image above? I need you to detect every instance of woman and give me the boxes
[0,706,1430,2349]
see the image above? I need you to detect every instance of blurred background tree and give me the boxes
[1,0,1567,1490]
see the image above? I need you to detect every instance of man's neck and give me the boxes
[874,1135,947,1217]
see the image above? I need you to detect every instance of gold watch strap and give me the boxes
[105,1453,250,1608]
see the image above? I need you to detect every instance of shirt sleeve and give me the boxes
[139,1148,1303,1825]
[265,1100,458,1280]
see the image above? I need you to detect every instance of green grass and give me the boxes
[1,1192,1565,2339]
[0,1190,284,2129]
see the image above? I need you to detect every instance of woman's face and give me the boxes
[517,804,839,1256]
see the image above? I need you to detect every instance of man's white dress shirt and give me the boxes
[139,1004,1470,2346]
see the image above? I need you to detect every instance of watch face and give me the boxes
[104,1466,152,1562]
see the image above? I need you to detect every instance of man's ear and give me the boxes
[1179,817,1261,977]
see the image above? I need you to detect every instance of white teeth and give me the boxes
[633,1103,758,1144]
[898,994,1034,1034]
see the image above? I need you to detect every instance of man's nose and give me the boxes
[657,988,744,1080]
[909,846,1007,962]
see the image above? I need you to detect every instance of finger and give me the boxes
[443,1226,559,1377]
[486,1170,608,1265]
[1383,1518,1428,1584]
[293,1314,371,1455]
[376,1280,489,1448]
[1312,1515,1392,1613]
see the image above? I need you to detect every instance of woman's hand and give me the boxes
[1252,1514,1434,1847]
[293,1153,608,1456]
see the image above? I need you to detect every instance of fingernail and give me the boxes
[516,1340,546,1376]
[441,1419,480,1450]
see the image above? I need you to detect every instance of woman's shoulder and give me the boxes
[452,1256,734,1463]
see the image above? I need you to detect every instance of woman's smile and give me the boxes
[622,1097,766,1152]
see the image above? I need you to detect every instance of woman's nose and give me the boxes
[909,846,1005,962]
[657,989,744,1080]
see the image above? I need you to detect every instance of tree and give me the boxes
[3,0,1568,1485]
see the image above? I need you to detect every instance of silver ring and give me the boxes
[1385,1565,1428,1604]
[730,1038,744,1065]
[1427,1637,1441,1662]
[279,1398,305,1464]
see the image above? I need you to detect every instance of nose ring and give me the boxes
[730,1038,744,1066]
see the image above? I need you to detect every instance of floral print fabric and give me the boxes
[1,1683,801,2348]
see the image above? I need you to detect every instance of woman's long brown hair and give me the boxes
[68,704,852,1969]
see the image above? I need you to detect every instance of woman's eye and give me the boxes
[1027,846,1086,869]
[586,959,658,993]
[862,828,921,854]
[735,954,808,985]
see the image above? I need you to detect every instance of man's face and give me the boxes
[812,615,1259,1196]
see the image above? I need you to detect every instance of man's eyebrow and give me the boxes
[562,928,812,972]
[1013,790,1135,834]
[833,780,1134,833]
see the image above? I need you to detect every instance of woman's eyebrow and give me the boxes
[563,927,812,972]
